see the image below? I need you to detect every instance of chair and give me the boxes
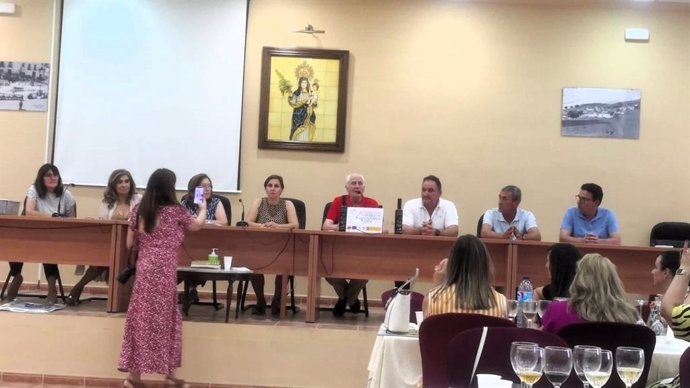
[380,288,424,323]
[1,196,67,302]
[240,197,305,314]
[476,214,484,237]
[214,194,232,224]
[557,322,656,388]
[321,201,369,317]
[680,346,690,388]
[419,313,515,388]
[447,327,571,388]
[649,222,690,248]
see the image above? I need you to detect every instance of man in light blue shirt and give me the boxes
[481,185,541,240]
[559,182,621,245]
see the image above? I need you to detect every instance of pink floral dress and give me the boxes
[118,205,192,374]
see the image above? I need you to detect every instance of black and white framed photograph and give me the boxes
[0,61,50,112]
[561,87,641,139]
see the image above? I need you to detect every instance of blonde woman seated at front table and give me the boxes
[423,234,507,319]
[246,174,298,315]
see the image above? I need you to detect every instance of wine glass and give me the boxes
[573,345,600,388]
[512,344,544,388]
[544,346,573,388]
[583,348,613,388]
[616,346,644,388]
[523,300,538,328]
[507,299,518,321]
[511,341,538,388]
[538,300,552,319]
[635,299,646,325]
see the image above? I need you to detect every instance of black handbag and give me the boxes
[117,215,139,284]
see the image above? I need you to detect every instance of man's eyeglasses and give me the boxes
[575,195,593,203]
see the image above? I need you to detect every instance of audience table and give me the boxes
[367,326,689,388]
[0,215,128,312]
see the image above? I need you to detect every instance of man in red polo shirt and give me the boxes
[322,173,379,316]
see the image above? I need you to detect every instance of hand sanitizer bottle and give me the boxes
[208,248,219,265]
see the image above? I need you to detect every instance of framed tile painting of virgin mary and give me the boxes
[258,47,349,152]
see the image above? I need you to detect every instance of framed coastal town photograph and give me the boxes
[258,47,349,152]
[561,87,641,139]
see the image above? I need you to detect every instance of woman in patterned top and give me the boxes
[247,174,299,315]
[179,173,228,305]
[423,234,507,319]
[662,243,690,342]
[180,173,228,225]
[67,169,142,305]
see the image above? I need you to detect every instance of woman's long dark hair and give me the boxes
[547,243,581,299]
[33,163,64,198]
[138,168,178,233]
[438,234,495,310]
[103,169,137,209]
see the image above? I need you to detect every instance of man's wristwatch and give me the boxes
[434,229,441,236]
[676,266,689,276]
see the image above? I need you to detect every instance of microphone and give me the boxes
[235,198,248,227]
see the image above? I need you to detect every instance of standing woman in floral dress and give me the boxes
[118,168,206,388]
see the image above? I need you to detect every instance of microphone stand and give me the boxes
[235,198,248,227]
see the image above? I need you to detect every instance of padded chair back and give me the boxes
[650,222,690,247]
[322,202,332,225]
[283,197,306,229]
[476,214,484,237]
[447,327,570,388]
[380,289,425,323]
[419,313,515,388]
[557,322,656,388]
[680,346,690,388]
[212,194,232,225]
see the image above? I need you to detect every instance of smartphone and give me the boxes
[193,186,205,204]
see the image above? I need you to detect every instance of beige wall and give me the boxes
[1,1,689,286]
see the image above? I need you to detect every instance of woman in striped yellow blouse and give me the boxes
[423,234,507,318]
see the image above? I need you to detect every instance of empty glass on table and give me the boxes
[544,346,572,388]
[573,345,600,388]
[523,300,538,328]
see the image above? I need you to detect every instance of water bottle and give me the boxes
[338,205,347,232]
[394,198,403,235]
[208,248,219,265]
[516,276,533,328]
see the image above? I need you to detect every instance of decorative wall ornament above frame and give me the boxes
[258,47,349,152]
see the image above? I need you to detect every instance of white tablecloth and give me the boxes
[366,328,690,388]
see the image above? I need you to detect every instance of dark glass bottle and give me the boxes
[338,205,347,231]
[394,198,403,234]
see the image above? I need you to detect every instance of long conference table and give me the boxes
[0,216,672,321]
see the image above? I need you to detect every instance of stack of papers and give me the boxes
[0,300,65,313]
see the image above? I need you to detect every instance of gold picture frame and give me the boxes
[258,47,349,152]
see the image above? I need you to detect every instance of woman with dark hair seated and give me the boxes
[180,173,227,225]
[67,169,141,305]
[541,253,639,334]
[652,250,681,294]
[534,243,581,300]
[6,163,76,304]
[246,174,299,315]
[423,234,507,319]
